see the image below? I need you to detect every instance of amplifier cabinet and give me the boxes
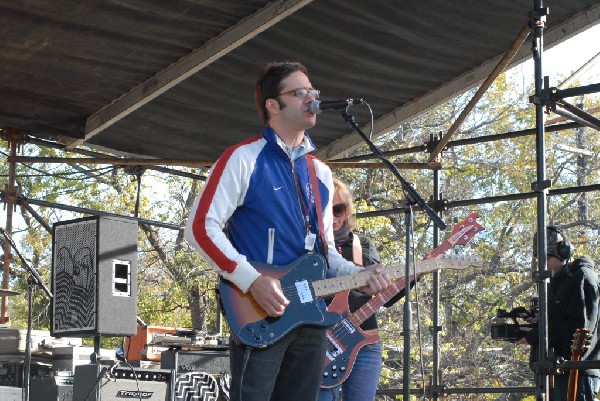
[30,375,74,401]
[160,349,230,376]
[73,364,174,401]
[0,385,22,401]
[125,326,177,362]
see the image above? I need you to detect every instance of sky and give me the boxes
[515,23,600,86]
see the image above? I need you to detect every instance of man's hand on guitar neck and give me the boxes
[360,263,392,295]
[249,275,290,317]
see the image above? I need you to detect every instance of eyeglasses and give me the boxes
[278,88,320,99]
[332,203,347,217]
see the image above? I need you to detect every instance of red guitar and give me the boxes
[567,328,591,401]
[321,213,484,388]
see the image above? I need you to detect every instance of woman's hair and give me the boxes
[332,177,356,230]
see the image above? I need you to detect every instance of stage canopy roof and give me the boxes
[1,1,599,163]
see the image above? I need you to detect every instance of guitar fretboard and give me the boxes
[342,224,481,327]
[348,279,408,326]
[313,254,480,298]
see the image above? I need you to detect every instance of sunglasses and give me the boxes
[332,203,347,217]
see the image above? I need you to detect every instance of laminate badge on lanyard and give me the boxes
[305,232,316,251]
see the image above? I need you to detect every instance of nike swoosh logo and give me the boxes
[274,186,283,191]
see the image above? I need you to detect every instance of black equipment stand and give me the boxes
[0,228,53,401]
[336,106,446,400]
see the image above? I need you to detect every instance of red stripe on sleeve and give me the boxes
[190,136,261,273]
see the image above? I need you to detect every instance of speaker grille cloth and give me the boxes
[175,372,221,401]
[53,219,97,332]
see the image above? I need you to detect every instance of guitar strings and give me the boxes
[326,279,408,342]
[275,254,475,308]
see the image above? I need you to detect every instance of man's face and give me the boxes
[275,71,318,131]
[547,255,566,273]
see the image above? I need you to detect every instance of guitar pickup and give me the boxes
[295,280,313,303]
[341,320,356,334]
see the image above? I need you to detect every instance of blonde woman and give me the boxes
[317,178,402,401]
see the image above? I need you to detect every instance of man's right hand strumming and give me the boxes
[249,275,290,317]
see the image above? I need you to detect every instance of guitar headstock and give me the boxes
[425,213,485,260]
[572,328,591,358]
[448,212,484,246]
[433,253,483,270]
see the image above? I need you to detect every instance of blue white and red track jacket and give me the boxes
[184,126,361,293]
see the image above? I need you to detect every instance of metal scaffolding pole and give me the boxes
[0,130,24,324]
[531,1,550,399]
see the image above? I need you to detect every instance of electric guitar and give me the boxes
[219,252,482,348]
[321,213,484,388]
[567,328,591,401]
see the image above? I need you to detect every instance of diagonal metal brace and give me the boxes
[556,100,600,131]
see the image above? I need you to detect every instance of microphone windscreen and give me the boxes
[307,100,322,114]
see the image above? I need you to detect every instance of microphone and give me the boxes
[308,99,363,114]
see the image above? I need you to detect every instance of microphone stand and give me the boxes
[0,228,53,401]
[336,108,446,400]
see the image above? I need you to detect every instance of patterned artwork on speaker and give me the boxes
[53,219,97,333]
[175,372,219,401]
[218,374,230,401]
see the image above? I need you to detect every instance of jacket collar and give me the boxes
[263,126,316,160]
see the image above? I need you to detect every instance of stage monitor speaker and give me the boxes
[30,375,74,401]
[51,216,138,337]
[73,364,174,401]
[160,349,230,376]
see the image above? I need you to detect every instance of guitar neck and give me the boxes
[429,242,452,258]
[313,256,457,298]
[345,252,458,327]
[333,218,483,330]
[348,278,408,327]
[338,233,470,327]
[429,226,474,258]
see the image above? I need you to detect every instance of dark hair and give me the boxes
[547,225,574,260]
[533,225,575,260]
[254,61,308,124]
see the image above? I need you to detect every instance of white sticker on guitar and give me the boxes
[295,280,313,303]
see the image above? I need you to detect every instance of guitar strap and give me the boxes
[352,234,363,266]
[306,155,328,256]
